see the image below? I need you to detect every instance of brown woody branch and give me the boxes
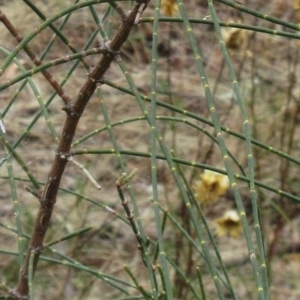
[0,10,74,106]
[9,2,149,298]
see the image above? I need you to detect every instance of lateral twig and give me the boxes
[0,9,72,106]
[0,46,117,92]
[66,155,101,190]
[11,1,150,298]
[116,170,150,267]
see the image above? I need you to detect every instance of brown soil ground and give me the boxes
[1,0,300,299]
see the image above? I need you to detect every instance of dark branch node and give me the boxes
[87,72,106,85]
[121,199,128,206]
[28,245,44,254]
[127,212,134,220]
[103,41,120,58]
[61,102,81,118]
[56,151,72,160]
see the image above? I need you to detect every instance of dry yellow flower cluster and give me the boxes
[193,169,230,205]
[215,210,243,238]
[193,170,242,238]
[224,27,246,51]
[161,0,178,16]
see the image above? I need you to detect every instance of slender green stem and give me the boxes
[0,112,25,275]
[0,47,111,92]
[207,1,268,297]
[174,154,237,299]
[124,266,153,299]
[28,251,35,300]
[196,267,206,300]
[0,129,40,189]
[44,226,93,248]
[103,80,300,168]
[97,88,158,298]
[177,0,264,298]
[141,17,300,41]
[72,148,300,204]
[215,0,300,32]
[149,0,173,298]
[0,0,129,74]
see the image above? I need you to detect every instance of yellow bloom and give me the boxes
[193,170,230,205]
[221,18,247,51]
[224,28,246,51]
[215,210,242,238]
[161,0,178,16]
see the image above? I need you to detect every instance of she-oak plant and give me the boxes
[3,0,300,299]
[0,1,150,298]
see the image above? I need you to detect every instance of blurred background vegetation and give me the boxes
[1,0,300,299]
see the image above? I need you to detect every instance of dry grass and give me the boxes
[1,0,300,299]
